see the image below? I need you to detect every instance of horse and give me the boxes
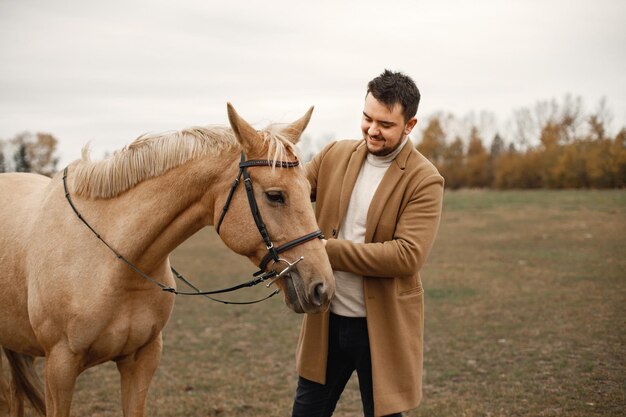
[0,103,335,417]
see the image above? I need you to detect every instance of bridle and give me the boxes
[62,152,323,305]
[216,153,323,278]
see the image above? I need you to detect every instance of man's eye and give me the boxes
[265,191,285,204]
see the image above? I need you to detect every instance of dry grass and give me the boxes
[2,190,625,416]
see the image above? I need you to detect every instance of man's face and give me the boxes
[361,93,417,156]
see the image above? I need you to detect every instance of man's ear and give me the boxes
[404,117,417,136]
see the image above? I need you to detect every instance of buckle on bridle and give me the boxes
[265,256,304,288]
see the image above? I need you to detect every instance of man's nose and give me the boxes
[368,123,379,136]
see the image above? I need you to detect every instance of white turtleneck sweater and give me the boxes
[330,136,411,317]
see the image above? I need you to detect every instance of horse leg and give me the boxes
[43,344,81,417]
[115,333,163,417]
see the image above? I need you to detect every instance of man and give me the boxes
[291,70,444,417]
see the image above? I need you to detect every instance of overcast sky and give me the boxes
[1,0,625,167]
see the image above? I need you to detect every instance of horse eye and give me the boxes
[265,191,285,204]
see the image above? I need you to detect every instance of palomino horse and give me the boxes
[0,104,335,417]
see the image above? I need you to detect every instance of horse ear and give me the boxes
[281,106,314,144]
[227,102,262,155]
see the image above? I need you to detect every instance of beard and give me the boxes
[364,132,405,157]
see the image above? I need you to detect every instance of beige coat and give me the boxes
[296,139,444,416]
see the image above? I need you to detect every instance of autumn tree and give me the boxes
[550,143,588,188]
[465,127,489,187]
[27,133,59,176]
[417,116,446,169]
[440,137,465,189]
[416,95,624,189]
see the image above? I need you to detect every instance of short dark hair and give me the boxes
[367,69,420,121]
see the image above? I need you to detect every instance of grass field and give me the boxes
[2,190,625,416]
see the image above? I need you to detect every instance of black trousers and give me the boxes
[291,313,402,417]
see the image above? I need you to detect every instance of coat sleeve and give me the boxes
[325,174,444,278]
[304,141,337,202]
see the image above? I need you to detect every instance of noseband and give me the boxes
[62,152,323,305]
[216,153,324,277]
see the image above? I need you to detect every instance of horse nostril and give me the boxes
[312,283,327,307]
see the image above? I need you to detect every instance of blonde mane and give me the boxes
[71,124,299,199]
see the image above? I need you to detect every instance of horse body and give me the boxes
[0,173,50,357]
[1,168,181,352]
[0,104,334,416]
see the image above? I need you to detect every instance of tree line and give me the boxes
[416,97,626,189]
[2,96,625,188]
[0,132,59,177]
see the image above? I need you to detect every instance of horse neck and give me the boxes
[84,150,240,272]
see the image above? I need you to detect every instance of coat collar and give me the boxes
[337,141,368,226]
[338,139,413,242]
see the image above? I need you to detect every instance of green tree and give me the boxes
[610,128,626,187]
[9,131,59,176]
[489,134,505,160]
[0,140,5,173]
[14,143,31,172]
[488,133,505,186]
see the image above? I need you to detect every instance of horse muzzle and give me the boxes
[268,257,333,314]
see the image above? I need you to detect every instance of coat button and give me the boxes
[331,229,337,237]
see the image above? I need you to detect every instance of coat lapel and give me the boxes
[364,141,412,243]
[337,141,368,231]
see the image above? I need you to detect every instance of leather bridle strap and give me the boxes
[255,230,324,275]
[216,154,299,234]
[216,153,324,277]
[241,161,279,263]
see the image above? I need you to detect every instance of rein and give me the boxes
[62,152,322,305]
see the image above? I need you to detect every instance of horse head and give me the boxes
[214,103,335,314]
